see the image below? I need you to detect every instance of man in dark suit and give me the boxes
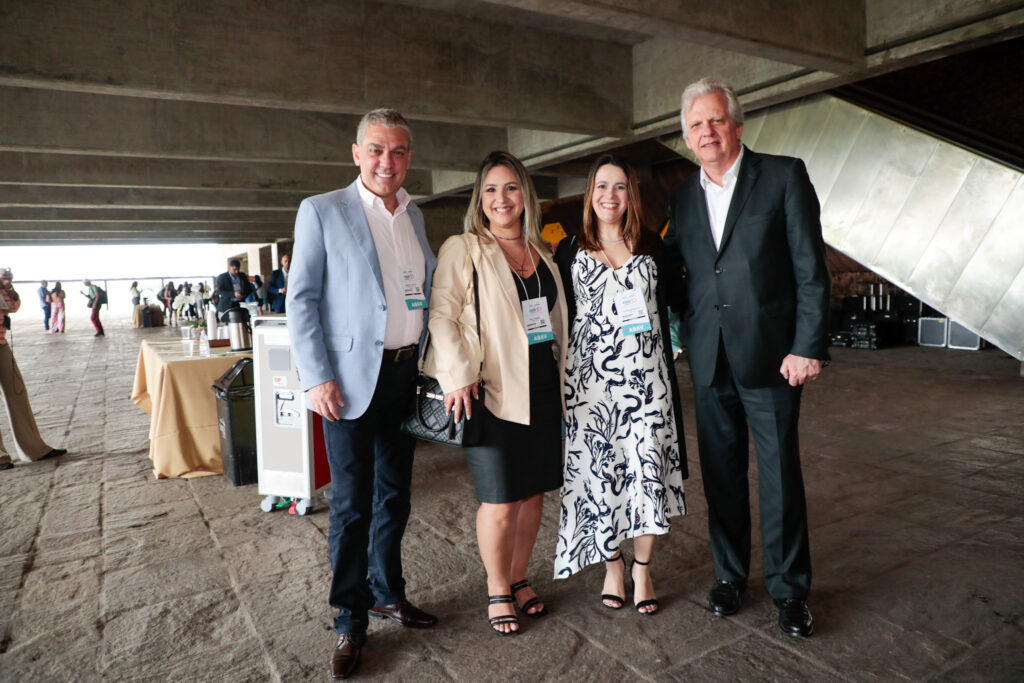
[266,253,290,313]
[215,259,254,314]
[664,78,830,638]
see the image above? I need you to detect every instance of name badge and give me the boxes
[400,267,427,310]
[614,288,652,335]
[522,296,554,344]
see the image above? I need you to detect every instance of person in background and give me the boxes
[248,274,266,314]
[48,282,66,334]
[163,281,177,326]
[425,151,566,636]
[553,155,687,615]
[0,268,67,471]
[197,282,209,314]
[130,281,141,307]
[82,279,104,337]
[267,253,290,313]
[215,259,254,314]
[38,280,51,331]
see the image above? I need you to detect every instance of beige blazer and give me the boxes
[424,232,568,425]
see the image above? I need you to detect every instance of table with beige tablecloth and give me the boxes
[131,339,250,478]
[131,304,165,328]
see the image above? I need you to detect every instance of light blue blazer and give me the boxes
[286,181,436,419]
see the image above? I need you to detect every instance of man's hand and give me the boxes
[279,287,286,295]
[444,383,479,423]
[779,354,822,387]
[309,380,345,421]
[233,291,244,299]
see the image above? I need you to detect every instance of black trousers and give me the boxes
[322,355,418,634]
[692,338,811,599]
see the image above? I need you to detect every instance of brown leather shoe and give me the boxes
[331,632,366,680]
[369,600,438,628]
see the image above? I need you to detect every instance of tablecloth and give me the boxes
[131,339,250,478]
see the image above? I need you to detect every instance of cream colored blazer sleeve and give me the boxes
[424,235,481,393]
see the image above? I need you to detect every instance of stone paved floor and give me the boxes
[1,320,1022,682]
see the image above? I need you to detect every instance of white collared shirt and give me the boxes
[357,177,425,348]
[699,146,745,251]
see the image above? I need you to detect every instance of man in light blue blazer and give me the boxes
[287,109,438,680]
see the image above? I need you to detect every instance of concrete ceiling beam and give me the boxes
[484,0,866,72]
[0,232,284,245]
[0,185,311,210]
[0,87,505,171]
[0,220,291,237]
[0,152,433,194]
[0,208,297,222]
[0,0,631,135]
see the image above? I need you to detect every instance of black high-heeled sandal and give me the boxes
[488,594,520,636]
[510,579,548,618]
[631,558,659,615]
[601,553,627,610]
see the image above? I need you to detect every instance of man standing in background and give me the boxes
[38,280,51,331]
[215,259,254,314]
[267,253,290,313]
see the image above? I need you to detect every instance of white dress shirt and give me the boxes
[357,177,425,348]
[699,146,745,251]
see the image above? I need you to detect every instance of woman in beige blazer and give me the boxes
[425,151,568,637]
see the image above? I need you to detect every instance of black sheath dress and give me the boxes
[464,260,564,504]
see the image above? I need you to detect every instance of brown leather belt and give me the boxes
[382,344,418,363]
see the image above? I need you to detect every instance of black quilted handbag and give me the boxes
[400,266,484,447]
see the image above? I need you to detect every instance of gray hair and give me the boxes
[680,78,744,129]
[355,108,413,147]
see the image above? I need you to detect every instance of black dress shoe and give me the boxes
[331,632,366,680]
[41,448,67,460]
[369,600,438,628]
[708,579,745,616]
[0,462,13,471]
[775,598,814,637]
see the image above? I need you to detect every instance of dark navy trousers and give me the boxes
[322,355,418,634]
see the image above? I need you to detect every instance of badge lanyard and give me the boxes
[599,245,651,336]
[511,243,555,345]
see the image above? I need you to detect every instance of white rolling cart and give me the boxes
[252,315,330,515]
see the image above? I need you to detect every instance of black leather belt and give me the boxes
[382,344,418,363]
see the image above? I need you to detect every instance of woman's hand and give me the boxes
[444,383,479,423]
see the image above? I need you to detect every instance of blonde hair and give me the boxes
[464,151,548,254]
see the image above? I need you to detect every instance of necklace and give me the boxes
[498,239,530,275]
[598,237,625,244]
[493,231,523,241]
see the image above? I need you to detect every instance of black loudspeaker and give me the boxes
[918,317,948,348]
[947,321,984,351]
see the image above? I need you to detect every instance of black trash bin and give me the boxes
[141,306,153,328]
[212,358,257,486]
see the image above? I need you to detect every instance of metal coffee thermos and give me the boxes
[222,306,253,352]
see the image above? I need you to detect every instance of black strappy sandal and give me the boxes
[601,553,626,610]
[631,558,660,615]
[510,579,548,618]
[488,594,520,636]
